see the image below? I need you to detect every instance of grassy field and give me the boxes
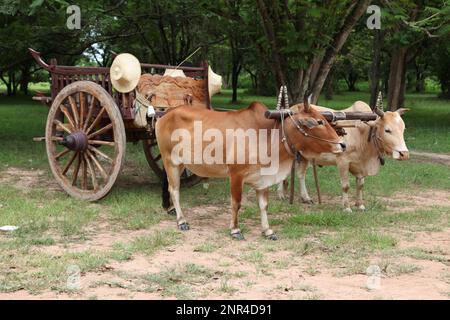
[0,86,449,299]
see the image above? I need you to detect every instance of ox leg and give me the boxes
[338,163,352,213]
[296,159,313,204]
[166,164,189,231]
[256,188,277,240]
[229,176,244,240]
[277,179,288,200]
[355,176,366,211]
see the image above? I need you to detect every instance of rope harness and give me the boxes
[368,125,385,165]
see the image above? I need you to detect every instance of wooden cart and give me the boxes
[29,48,206,201]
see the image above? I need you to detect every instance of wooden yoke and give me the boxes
[264,110,377,122]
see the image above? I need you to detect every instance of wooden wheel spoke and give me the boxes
[54,119,72,134]
[60,105,76,129]
[88,145,113,163]
[83,96,96,132]
[86,107,106,134]
[84,153,98,191]
[55,148,71,160]
[88,140,115,147]
[71,153,82,186]
[86,149,108,180]
[87,123,113,139]
[79,92,85,129]
[68,95,79,128]
[62,151,77,175]
[80,155,88,190]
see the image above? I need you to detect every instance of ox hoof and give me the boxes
[167,208,177,216]
[231,232,245,241]
[178,222,190,231]
[357,204,366,211]
[343,207,353,213]
[266,233,278,241]
[277,193,287,200]
[301,198,314,205]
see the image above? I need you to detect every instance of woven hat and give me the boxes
[208,66,222,97]
[163,69,187,78]
[110,53,141,93]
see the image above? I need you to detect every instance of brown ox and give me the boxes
[279,101,409,212]
[156,102,345,240]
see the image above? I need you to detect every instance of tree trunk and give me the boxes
[324,68,334,100]
[369,30,383,108]
[231,63,241,103]
[415,61,425,93]
[347,72,358,91]
[12,72,18,95]
[20,64,31,95]
[387,47,408,110]
[230,38,242,103]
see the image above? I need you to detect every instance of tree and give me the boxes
[432,39,450,98]
[382,0,450,109]
[207,0,250,102]
[248,0,371,104]
[335,26,372,93]
[0,0,140,95]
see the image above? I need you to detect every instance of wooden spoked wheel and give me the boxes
[142,139,203,187]
[46,81,126,201]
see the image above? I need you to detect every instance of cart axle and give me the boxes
[59,131,88,151]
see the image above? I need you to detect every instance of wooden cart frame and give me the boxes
[29,48,206,201]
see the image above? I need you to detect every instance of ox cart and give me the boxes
[29,48,207,201]
[29,48,377,203]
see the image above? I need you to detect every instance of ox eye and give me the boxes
[385,129,392,134]
[317,120,324,125]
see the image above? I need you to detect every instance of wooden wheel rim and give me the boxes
[143,139,203,187]
[46,81,126,201]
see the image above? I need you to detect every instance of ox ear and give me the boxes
[396,108,410,116]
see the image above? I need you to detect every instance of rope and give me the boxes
[312,160,322,204]
[173,47,202,71]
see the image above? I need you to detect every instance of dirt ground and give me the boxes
[0,165,449,300]
[2,194,449,300]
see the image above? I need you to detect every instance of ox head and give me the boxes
[289,98,346,157]
[370,92,410,160]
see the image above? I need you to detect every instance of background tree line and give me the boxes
[1,0,449,110]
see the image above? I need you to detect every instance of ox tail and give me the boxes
[161,169,171,210]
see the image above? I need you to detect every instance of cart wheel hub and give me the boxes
[60,131,88,151]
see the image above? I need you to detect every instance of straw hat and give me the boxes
[110,53,141,93]
[208,66,222,98]
[163,68,187,78]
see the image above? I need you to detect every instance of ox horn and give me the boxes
[373,91,385,118]
[303,91,311,112]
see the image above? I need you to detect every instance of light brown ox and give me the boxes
[278,101,409,212]
[156,102,345,240]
